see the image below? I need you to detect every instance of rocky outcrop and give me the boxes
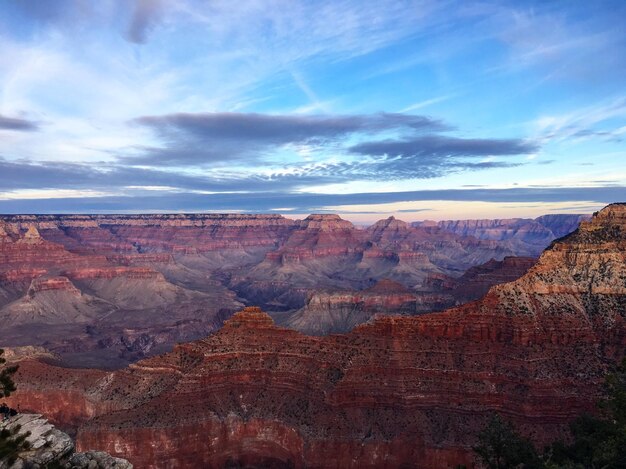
[5,205,623,468]
[236,214,537,310]
[0,414,132,469]
[279,256,537,335]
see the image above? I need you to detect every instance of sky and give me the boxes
[0,0,625,222]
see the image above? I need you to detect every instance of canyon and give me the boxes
[4,204,624,468]
[0,213,583,366]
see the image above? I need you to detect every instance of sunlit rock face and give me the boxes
[6,205,624,468]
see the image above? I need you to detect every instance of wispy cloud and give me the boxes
[125,0,164,44]
[533,96,626,143]
[400,95,455,112]
[0,185,620,215]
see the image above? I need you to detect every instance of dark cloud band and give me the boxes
[0,186,621,214]
[349,135,539,158]
[0,115,39,132]
[126,111,450,165]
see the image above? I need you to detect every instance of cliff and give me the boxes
[5,204,624,468]
[415,214,590,256]
[0,224,242,367]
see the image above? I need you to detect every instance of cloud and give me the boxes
[7,0,92,25]
[0,186,622,214]
[126,0,163,44]
[127,112,449,165]
[0,151,525,199]
[0,107,536,196]
[349,135,539,159]
[0,115,39,132]
[533,97,626,144]
[0,158,233,192]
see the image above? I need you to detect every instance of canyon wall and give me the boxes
[5,205,623,468]
[0,212,584,366]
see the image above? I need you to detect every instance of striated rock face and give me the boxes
[0,212,585,366]
[0,221,243,368]
[416,214,590,257]
[6,204,624,468]
[0,414,132,469]
[1,276,111,326]
[535,214,591,238]
[237,214,539,312]
[279,279,419,335]
[274,253,536,335]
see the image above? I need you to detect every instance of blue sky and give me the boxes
[0,0,624,221]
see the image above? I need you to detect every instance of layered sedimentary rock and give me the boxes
[279,279,418,335]
[235,214,532,311]
[6,205,624,468]
[282,255,537,335]
[415,214,589,257]
[0,223,242,367]
[1,214,297,254]
[0,212,585,366]
[535,214,591,238]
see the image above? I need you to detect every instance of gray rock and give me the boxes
[0,415,132,469]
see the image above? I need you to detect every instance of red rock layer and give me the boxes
[1,214,298,254]
[7,204,625,468]
[0,222,243,365]
[65,267,163,280]
[1,212,577,316]
[265,214,367,264]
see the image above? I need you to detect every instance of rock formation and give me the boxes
[278,278,418,335]
[282,255,537,335]
[0,212,585,367]
[0,222,243,368]
[0,414,132,468]
[421,256,537,307]
[4,205,623,468]
[415,214,590,256]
